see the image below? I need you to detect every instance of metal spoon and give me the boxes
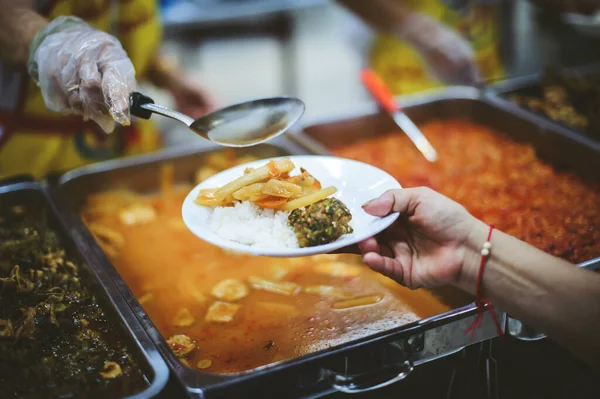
[129,92,306,147]
[360,69,438,162]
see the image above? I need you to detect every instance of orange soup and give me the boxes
[81,152,463,374]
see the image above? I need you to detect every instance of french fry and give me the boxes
[295,186,319,198]
[232,183,266,201]
[266,160,280,176]
[213,158,294,201]
[261,179,302,198]
[280,186,337,211]
[199,188,217,196]
[194,189,227,207]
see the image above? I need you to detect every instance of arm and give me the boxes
[460,219,600,367]
[2,7,137,133]
[336,0,481,86]
[359,187,600,368]
[0,0,47,67]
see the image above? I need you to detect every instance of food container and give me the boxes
[0,178,169,399]
[484,63,600,149]
[292,87,600,261]
[292,86,600,180]
[48,135,503,398]
[291,86,600,345]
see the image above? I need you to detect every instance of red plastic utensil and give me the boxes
[360,69,438,162]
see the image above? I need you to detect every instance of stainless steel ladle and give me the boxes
[129,92,306,147]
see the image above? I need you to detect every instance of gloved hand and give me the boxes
[28,16,136,133]
[398,13,482,86]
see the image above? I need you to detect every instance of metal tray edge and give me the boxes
[295,85,481,137]
[482,95,600,151]
[57,136,307,185]
[291,85,482,156]
[482,63,600,150]
[485,61,600,93]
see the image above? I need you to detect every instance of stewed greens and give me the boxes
[0,205,147,398]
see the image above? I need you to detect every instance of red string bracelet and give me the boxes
[465,224,504,340]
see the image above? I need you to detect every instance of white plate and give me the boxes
[182,155,401,257]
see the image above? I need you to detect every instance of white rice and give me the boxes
[209,201,299,248]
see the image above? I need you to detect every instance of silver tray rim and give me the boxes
[481,62,600,150]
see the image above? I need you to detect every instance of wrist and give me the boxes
[456,217,490,295]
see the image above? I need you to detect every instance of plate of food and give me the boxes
[181,155,401,257]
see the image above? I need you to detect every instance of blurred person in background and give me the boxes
[338,0,504,94]
[0,0,214,179]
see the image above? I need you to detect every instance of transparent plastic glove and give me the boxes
[398,13,482,86]
[28,16,136,133]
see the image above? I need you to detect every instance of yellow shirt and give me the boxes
[0,0,162,179]
[369,0,504,95]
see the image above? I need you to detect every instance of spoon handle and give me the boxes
[129,92,155,119]
[129,92,195,126]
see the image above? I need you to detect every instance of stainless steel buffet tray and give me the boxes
[484,62,600,150]
[47,134,502,398]
[0,178,169,399]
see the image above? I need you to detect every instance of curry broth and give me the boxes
[81,154,459,374]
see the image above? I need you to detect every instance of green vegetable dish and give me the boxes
[0,204,147,398]
[288,198,353,247]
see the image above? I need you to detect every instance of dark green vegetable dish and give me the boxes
[288,198,353,247]
[0,205,147,398]
[509,67,600,140]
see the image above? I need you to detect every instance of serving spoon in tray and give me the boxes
[129,92,306,147]
[360,69,438,162]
